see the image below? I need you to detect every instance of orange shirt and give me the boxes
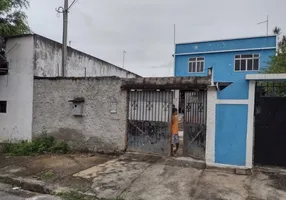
[171,114,179,135]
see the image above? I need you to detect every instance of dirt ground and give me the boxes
[1,153,286,200]
[0,153,115,192]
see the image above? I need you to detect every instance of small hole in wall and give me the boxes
[75,105,77,108]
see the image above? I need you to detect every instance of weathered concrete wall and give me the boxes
[33,35,139,78]
[121,76,211,90]
[0,35,34,142]
[32,77,127,153]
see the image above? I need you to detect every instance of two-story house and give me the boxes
[174,35,277,168]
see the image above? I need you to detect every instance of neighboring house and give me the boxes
[174,35,277,168]
[0,34,139,143]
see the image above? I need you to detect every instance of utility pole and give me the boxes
[257,15,269,35]
[62,0,68,77]
[57,0,78,77]
[173,24,176,76]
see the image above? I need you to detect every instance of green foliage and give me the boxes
[0,0,30,37]
[40,170,55,180]
[263,45,286,74]
[3,135,70,156]
[58,191,125,200]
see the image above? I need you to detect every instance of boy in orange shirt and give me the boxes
[171,107,179,156]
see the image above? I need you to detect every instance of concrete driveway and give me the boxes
[73,154,286,200]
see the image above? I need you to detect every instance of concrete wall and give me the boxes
[0,36,34,142]
[33,35,138,78]
[32,77,127,153]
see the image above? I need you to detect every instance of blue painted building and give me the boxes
[174,35,277,168]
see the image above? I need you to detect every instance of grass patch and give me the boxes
[58,191,125,200]
[40,170,55,180]
[3,135,70,156]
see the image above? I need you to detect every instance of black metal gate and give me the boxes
[127,91,173,155]
[254,82,286,167]
[183,91,207,160]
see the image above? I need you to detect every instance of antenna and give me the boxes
[123,50,126,69]
[257,15,269,35]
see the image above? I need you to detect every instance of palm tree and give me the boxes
[280,35,286,47]
[273,26,286,51]
[273,26,282,35]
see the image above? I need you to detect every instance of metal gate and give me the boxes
[183,91,207,160]
[254,82,286,167]
[127,91,173,155]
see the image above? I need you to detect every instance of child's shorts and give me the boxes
[172,134,179,144]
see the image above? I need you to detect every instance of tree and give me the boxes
[0,0,30,38]
[272,26,286,50]
[273,26,281,35]
[263,27,286,73]
[263,45,286,74]
[260,27,286,96]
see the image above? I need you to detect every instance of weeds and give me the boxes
[58,191,125,200]
[40,170,55,180]
[3,135,70,156]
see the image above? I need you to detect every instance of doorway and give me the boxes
[175,90,207,160]
[254,81,286,167]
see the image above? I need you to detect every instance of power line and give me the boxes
[68,0,79,10]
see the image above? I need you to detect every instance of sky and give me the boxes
[26,0,286,77]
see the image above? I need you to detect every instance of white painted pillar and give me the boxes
[246,80,255,168]
[205,86,216,165]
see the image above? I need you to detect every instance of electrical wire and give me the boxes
[68,0,79,10]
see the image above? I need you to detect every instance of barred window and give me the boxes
[235,54,259,71]
[189,57,204,73]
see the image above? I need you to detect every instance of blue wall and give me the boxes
[175,49,275,80]
[175,36,276,167]
[176,36,276,54]
[175,36,276,100]
[215,104,248,166]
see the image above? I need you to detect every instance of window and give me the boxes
[234,54,259,71]
[189,57,204,73]
[0,101,7,113]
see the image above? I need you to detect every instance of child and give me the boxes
[171,107,179,156]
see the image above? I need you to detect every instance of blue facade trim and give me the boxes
[175,47,275,56]
[176,35,276,54]
[215,104,248,166]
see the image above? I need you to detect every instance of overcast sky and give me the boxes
[26,0,286,77]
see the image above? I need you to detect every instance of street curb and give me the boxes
[123,151,206,169]
[0,174,101,199]
[0,174,53,194]
[163,157,206,169]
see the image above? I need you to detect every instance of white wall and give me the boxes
[0,36,34,142]
[33,35,138,78]
[205,86,216,166]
